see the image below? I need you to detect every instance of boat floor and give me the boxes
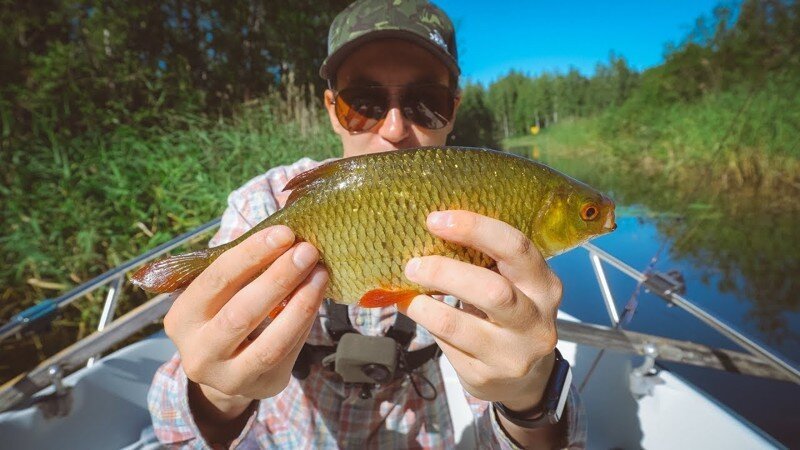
[0,312,781,449]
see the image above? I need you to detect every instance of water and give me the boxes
[508,144,800,447]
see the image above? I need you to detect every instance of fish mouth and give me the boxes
[604,211,616,232]
[602,197,617,233]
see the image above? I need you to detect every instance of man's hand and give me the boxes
[163,225,328,442]
[399,210,564,446]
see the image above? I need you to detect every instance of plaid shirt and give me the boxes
[148,157,588,449]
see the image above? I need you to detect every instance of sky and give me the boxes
[434,0,726,85]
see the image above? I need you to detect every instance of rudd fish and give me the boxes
[131,146,616,307]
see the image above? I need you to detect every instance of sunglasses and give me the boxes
[331,83,456,132]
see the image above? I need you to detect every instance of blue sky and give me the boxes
[435,0,726,85]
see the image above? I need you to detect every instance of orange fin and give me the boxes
[268,299,289,319]
[130,248,217,293]
[282,160,343,206]
[359,289,420,308]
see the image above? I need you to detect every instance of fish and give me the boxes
[131,146,616,308]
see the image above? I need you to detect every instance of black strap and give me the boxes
[325,300,417,347]
[292,344,336,380]
[325,299,356,341]
[386,312,416,349]
[402,343,442,372]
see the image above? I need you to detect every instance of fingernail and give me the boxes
[428,211,453,229]
[405,257,422,279]
[267,226,293,247]
[293,243,318,268]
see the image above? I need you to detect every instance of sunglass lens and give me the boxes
[402,86,453,130]
[335,88,386,132]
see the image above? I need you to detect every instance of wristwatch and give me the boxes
[493,348,572,428]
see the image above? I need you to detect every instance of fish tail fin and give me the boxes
[130,247,220,293]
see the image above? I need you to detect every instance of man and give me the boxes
[148,1,586,448]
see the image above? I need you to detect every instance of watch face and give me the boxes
[544,353,572,423]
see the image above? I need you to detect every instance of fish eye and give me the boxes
[580,203,600,221]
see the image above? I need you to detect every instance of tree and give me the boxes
[450,83,498,148]
[0,0,350,139]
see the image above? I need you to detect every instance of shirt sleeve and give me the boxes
[147,353,262,449]
[147,158,323,449]
[468,384,587,449]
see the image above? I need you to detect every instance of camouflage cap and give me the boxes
[320,0,459,81]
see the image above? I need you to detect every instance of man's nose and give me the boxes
[377,106,409,143]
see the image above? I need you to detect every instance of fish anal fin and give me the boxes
[359,289,420,308]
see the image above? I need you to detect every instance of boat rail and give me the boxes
[0,219,798,413]
[582,242,800,383]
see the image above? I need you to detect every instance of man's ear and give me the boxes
[324,89,347,137]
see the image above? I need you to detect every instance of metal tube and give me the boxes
[98,275,124,332]
[87,275,125,367]
[589,252,620,326]
[0,218,220,343]
[582,242,645,282]
[581,242,800,384]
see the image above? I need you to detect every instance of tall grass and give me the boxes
[506,73,800,199]
[597,72,800,190]
[0,93,338,380]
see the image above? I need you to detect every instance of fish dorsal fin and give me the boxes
[283,159,342,206]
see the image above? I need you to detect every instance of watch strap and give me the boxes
[493,348,572,428]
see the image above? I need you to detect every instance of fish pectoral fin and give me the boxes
[359,289,421,308]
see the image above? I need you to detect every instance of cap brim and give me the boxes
[319,28,460,81]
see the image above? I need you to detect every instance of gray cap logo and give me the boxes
[429,29,446,50]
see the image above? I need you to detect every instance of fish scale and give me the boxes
[131,147,616,308]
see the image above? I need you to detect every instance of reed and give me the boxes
[0,88,338,382]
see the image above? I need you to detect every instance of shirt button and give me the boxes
[354,315,364,326]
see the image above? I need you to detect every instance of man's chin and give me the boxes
[345,146,404,157]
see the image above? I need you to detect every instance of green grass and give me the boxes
[600,72,800,162]
[1,99,339,338]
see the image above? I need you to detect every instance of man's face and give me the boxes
[324,39,459,158]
